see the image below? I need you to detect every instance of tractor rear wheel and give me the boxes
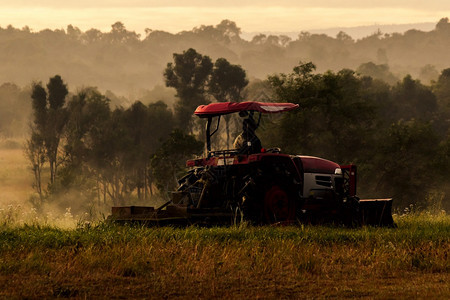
[263,185,296,224]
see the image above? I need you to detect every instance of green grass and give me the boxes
[0,214,449,298]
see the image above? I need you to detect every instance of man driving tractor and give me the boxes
[233,111,262,154]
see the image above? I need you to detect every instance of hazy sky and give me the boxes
[1,1,449,35]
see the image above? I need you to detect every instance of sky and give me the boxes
[1,1,449,35]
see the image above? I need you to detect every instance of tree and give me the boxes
[0,83,30,138]
[25,132,46,203]
[418,64,439,85]
[215,19,242,42]
[336,31,353,43]
[120,101,173,200]
[61,90,175,206]
[208,58,248,148]
[30,83,47,134]
[26,82,48,201]
[26,76,68,203]
[191,20,242,44]
[151,129,203,195]
[164,48,213,132]
[390,75,437,122]
[436,17,450,32]
[60,88,111,198]
[372,120,441,207]
[45,75,69,184]
[434,68,450,112]
[83,28,103,43]
[106,21,140,44]
[356,62,398,85]
[268,62,377,162]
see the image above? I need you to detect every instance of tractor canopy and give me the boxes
[195,101,298,156]
[194,101,298,118]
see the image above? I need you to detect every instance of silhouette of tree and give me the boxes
[0,83,30,137]
[357,62,398,85]
[164,48,213,132]
[215,19,241,42]
[26,75,68,202]
[3,19,450,98]
[208,58,248,148]
[435,17,450,32]
[151,129,203,194]
[82,28,103,43]
[268,62,377,162]
[374,120,441,207]
[434,68,450,111]
[390,75,437,121]
[46,75,68,185]
[419,64,439,85]
[107,21,140,44]
[336,31,353,43]
[26,82,48,201]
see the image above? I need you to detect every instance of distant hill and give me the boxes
[242,22,436,40]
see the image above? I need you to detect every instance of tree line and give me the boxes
[3,18,450,96]
[266,63,450,211]
[25,50,248,212]
[24,47,450,213]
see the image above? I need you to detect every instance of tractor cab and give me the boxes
[186,101,298,167]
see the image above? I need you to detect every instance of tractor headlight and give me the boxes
[334,168,342,175]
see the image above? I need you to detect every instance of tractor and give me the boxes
[109,101,394,226]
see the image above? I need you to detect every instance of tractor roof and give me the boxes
[194,101,298,117]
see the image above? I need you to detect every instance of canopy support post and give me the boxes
[206,117,212,156]
[206,116,221,157]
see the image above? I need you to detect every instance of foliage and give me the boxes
[25,79,186,210]
[268,62,450,209]
[373,120,441,205]
[26,76,68,203]
[434,68,450,113]
[151,129,203,194]
[3,18,450,97]
[357,62,398,85]
[208,58,248,147]
[390,75,437,121]
[267,62,377,162]
[60,93,176,207]
[0,83,30,138]
[208,58,248,103]
[164,48,213,131]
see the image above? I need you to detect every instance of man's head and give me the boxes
[243,117,257,132]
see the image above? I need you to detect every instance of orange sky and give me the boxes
[1,1,449,34]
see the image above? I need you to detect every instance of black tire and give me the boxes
[263,185,296,224]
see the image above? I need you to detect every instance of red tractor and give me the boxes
[109,102,394,226]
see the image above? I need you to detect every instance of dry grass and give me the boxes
[0,144,34,207]
[0,214,449,299]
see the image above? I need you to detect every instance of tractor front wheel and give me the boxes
[263,185,296,224]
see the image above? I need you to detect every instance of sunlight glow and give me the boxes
[0,5,448,35]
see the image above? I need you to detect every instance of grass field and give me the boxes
[0,214,449,299]
[0,142,33,208]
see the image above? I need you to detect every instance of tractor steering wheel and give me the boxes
[265,147,281,153]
